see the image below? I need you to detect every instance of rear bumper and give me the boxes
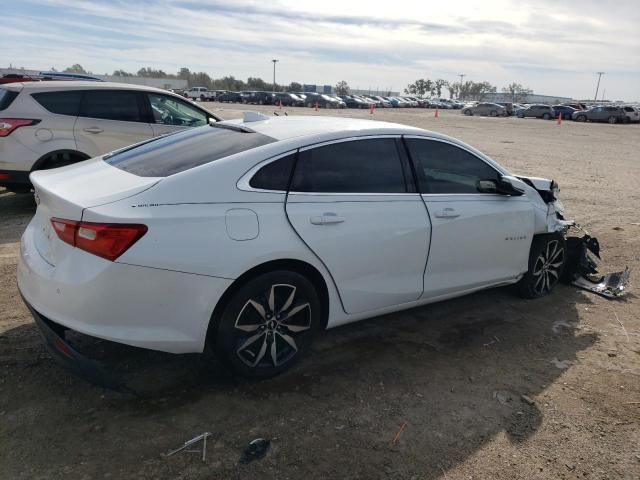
[0,169,31,189]
[17,218,233,354]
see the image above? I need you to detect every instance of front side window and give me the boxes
[32,91,82,116]
[291,138,409,193]
[406,139,500,194]
[148,93,207,127]
[81,90,143,122]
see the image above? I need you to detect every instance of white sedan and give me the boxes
[18,113,572,381]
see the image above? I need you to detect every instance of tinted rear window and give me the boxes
[105,125,276,177]
[0,89,19,111]
[81,90,143,122]
[32,91,83,116]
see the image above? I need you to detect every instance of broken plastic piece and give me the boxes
[571,268,630,299]
[165,432,212,461]
[240,438,270,464]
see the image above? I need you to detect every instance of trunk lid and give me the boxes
[30,158,160,266]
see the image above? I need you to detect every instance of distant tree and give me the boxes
[446,82,459,99]
[64,64,87,74]
[404,79,433,97]
[433,79,449,97]
[137,67,174,78]
[459,81,496,100]
[334,80,350,95]
[287,82,302,92]
[112,69,133,77]
[502,83,533,102]
[177,67,191,80]
[246,77,270,90]
[213,75,245,91]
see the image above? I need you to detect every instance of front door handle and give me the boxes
[82,127,103,134]
[310,212,345,225]
[434,208,460,219]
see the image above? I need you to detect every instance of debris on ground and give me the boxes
[521,394,535,405]
[239,438,270,464]
[165,432,212,462]
[391,421,408,445]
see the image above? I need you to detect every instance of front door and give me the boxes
[404,137,535,298]
[145,93,209,137]
[285,137,431,314]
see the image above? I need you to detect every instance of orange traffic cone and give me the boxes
[369,103,374,114]
[557,112,562,125]
[279,100,283,110]
[315,101,319,112]
[434,107,439,118]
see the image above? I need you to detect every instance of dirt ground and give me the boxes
[1,106,639,479]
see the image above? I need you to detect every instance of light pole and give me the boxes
[272,59,279,93]
[594,72,604,102]
[458,73,466,99]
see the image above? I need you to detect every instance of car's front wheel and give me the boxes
[517,233,566,299]
[214,271,321,378]
[608,116,617,124]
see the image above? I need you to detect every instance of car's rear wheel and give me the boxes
[517,233,566,299]
[576,115,587,122]
[489,110,497,117]
[464,109,472,116]
[37,150,89,171]
[214,271,321,379]
[542,113,550,120]
[608,116,617,124]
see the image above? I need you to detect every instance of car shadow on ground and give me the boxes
[1,283,596,479]
[0,190,34,245]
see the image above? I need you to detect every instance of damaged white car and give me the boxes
[17,115,629,384]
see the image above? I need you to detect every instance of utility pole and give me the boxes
[594,72,604,102]
[458,73,466,99]
[272,59,279,93]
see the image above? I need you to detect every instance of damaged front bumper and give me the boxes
[562,229,630,299]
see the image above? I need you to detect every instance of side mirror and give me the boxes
[476,179,498,193]
[496,176,525,196]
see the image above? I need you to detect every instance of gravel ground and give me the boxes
[1,106,639,479]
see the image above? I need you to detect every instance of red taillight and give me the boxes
[50,218,147,261]
[0,118,40,137]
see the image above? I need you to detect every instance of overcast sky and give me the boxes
[4,0,640,100]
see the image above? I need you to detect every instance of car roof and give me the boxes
[5,81,170,94]
[222,115,433,142]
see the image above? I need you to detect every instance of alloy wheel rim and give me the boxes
[531,240,564,295]
[234,284,311,368]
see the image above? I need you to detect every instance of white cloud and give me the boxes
[4,0,639,99]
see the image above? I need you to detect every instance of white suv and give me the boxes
[0,81,219,193]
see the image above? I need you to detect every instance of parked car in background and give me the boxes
[365,96,392,108]
[516,105,555,119]
[563,103,587,110]
[217,91,243,103]
[18,114,576,383]
[552,105,577,120]
[1,74,39,85]
[572,106,628,124]
[461,102,506,117]
[242,91,274,105]
[0,81,219,193]
[275,92,304,106]
[183,87,214,101]
[339,95,367,109]
[621,105,640,123]
[495,102,514,116]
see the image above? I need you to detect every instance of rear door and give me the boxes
[405,137,534,298]
[285,137,431,314]
[74,89,153,157]
[145,92,209,137]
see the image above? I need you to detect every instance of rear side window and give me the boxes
[32,91,83,116]
[81,90,143,122]
[250,154,295,190]
[0,89,19,111]
[105,125,276,177]
[291,138,409,193]
[406,139,500,194]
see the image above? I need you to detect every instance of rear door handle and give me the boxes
[310,212,345,225]
[82,127,103,134]
[434,208,460,219]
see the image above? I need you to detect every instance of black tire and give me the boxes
[214,271,321,379]
[576,115,587,122]
[37,151,88,170]
[517,233,566,299]
[517,113,524,118]
[608,116,617,124]
[542,113,550,120]
[464,109,472,116]
[489,110,497,117]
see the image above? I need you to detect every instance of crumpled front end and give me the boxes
[517,175,630,299]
